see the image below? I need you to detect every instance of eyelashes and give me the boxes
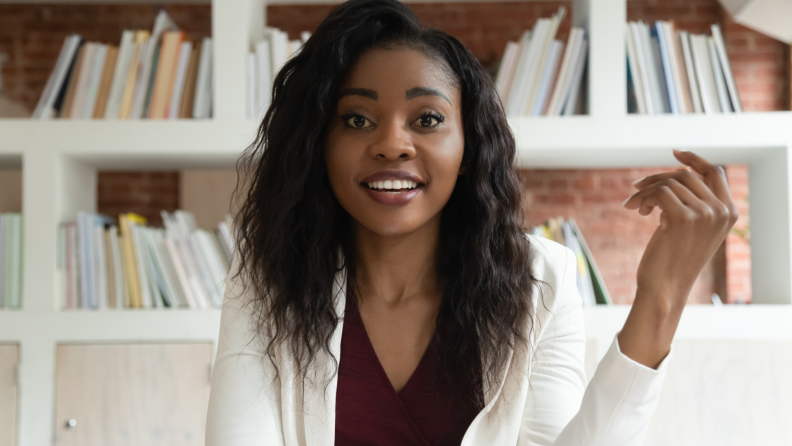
[340,112,445,129]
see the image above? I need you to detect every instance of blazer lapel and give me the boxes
[302,268,347,446]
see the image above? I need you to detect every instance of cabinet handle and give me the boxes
[65,419,77,429]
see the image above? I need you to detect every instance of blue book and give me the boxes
[649,26,672,113]
[654,22,678,114]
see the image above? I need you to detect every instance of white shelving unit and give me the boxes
[1,0,791,444]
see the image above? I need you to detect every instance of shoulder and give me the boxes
[525,234,580,324]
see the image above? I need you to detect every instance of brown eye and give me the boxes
[342,114,373,129]
[412,112,444,128]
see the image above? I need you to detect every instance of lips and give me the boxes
[360,170,425,206]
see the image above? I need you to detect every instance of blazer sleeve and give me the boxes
[519,247,673,446]
[205,253,285,446]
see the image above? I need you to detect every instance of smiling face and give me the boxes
[323,45,464,238]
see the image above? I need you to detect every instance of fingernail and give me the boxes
[621,196,631,207]
[631,177,645,185]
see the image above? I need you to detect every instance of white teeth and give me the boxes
[367,179,420,191]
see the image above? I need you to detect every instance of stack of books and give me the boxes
[0,213,23,309]
[626,21,742,114]
[57,210,234,311]
[33,10,213,120]
[532,217,611,306]
[247,27,312,121]
[494,7,588,117]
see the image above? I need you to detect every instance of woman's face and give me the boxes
[324,46,464,238]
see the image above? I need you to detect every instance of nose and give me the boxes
[366,119,416,162]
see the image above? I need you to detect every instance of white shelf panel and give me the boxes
[1,120,261,169]
[512,112,792,168]
[0,309,221,343]
[4,113,792,169]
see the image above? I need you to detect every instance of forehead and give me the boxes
[340,46,458,101]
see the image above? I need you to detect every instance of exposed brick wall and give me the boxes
[97,172,179,227]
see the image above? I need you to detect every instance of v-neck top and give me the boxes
[335,296,483,446]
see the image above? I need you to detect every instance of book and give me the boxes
[149,30,185,119]
[105,30,136,119]
[168,41,193,119]
[690,33,721,114]
[680,31,703,113]
[93,45,119,119]
[82,44,108,119]
[532,40,565,116]
[33,35,81,119]
[193,37,213,119]
[179,42,201,119]
[118,31,150,120]
[708,36,732,113]
[131,9,179,119]
[625,25,647,114]
[710,24,742,113]
[59,42,87,119]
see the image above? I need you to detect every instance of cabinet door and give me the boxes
[0,344,19,446]
[54,343,212,446]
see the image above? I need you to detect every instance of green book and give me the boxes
[568,218,612,305]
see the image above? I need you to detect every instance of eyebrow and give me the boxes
[338,86,451,105]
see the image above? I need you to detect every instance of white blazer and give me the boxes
[205,235,672,445]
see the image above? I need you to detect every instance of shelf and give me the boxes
[3,112,791,169]
[0,309,221,343]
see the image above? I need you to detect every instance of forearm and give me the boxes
[617,288,685,370]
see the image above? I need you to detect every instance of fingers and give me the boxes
[624,178,705,217]
[633,168,719,204]
[672,150,733,204]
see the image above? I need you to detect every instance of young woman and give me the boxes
[205,0,737,444]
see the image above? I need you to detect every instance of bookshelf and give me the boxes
[1,0,791,444]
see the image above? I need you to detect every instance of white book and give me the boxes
[690,34,721,114]
[511,19,550,116]
[246,53,255,120]
[92,224,108,310]
[680,31,703,113]
[141,228,164,309]
[162,211,210,308]
[77,212,94,309]
[630,22,655,114]
[525,7,566,114]
[154,228,188,308]
[193,37,213,119]
[168,41,194,120]
[69,223,80,308]
[194,230,227,299]
[256,38,272,120]
[562,38,588,116]
[507,20,546,116]
[218,220,234,256]
[546,27,583,116]
[655,22,678,114]
[7,215,22,308]
[711,24,742,113]
[176,211,221,307]
[164,236,197,309]
[83,44,108,119]
[131,10,179,119]
[625,24,647,114]
[70,43,96,120]
[130,222,152,308]
[109,226,124,309]
[143,228,176,308]
[637,22,664,114]
[708,36,732,113]
[662,22,688,114]
[34,35,81,119]
[532,40,564,116]
[269,28,289,80]
[0,215,6,308]
[104,30,135,119]
[495,40,520,101]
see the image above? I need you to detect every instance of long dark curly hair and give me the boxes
[232,0,539,405]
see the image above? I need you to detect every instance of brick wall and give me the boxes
[97,172,179,227]
[2,1,783,304]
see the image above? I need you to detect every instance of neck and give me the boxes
[353,216,442,306]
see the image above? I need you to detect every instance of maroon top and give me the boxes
[335,296,483,446]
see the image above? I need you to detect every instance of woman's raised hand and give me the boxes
[625,150,739,309]
[616,150,739,369]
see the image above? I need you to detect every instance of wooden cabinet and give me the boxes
[0,344,19,446]
[53,343,212,446]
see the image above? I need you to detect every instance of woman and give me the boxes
[205,0,737,444]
